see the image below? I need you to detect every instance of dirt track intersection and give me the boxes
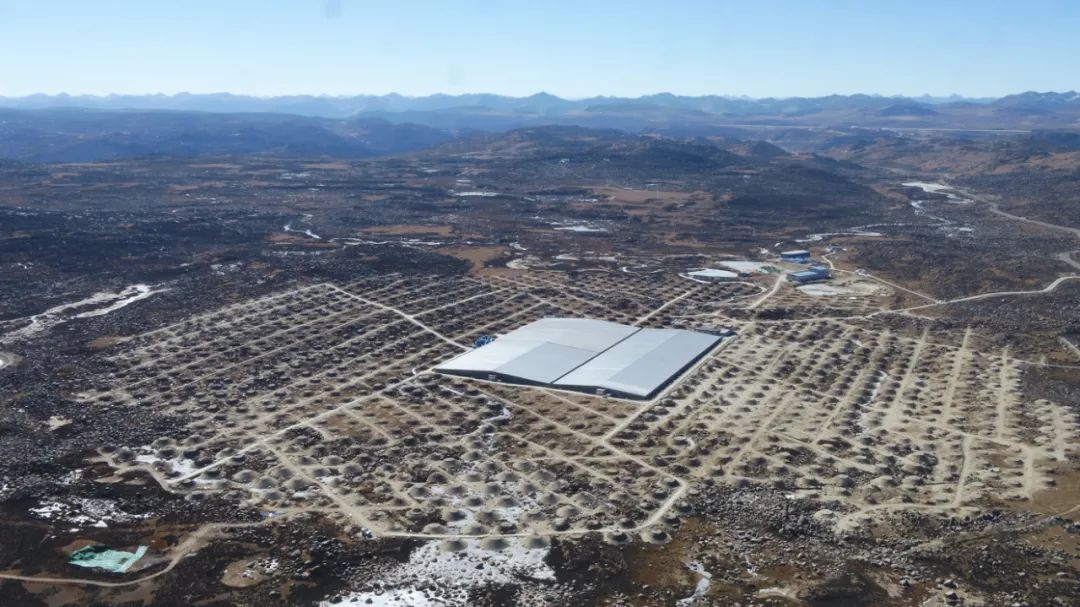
[83,271,1079,549]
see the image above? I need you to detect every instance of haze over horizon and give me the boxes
[1,0,1078,99]
[0,91,1055,106]
[3,90,1067,102]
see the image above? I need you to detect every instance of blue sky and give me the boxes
[0,0,1077,98]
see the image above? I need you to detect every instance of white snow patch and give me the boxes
[323,588,437,606]
[29,498,149,529]
[554,225,608,233]
[283,223,321,239]
[676,561,713,606]
[902,181,954,194]
[0,352,16,370]
[796,231,883,243]
[323,539,553,607]
[902,181,972,204]
[505,258,533,270]
[46,416,72,431]
[332,238,443,248]
[3,284,164,343]
[135,453,198,477]
[453,191,500,197]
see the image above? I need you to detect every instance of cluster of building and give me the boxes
[439,250,839,399]
[780,250,832,284]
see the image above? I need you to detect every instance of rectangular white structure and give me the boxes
[435,317,720,399]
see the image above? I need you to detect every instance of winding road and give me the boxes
[955,185,1080,271]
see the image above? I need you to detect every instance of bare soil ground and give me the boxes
[1,131,1078,606]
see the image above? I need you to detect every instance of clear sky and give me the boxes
[1,0,1077,98]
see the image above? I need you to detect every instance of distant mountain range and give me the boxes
[0,109,456,162]
[1,92,1079,131]
[0,91,1077,162]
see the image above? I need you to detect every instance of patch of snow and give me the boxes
[758,586,797,599]
[75,285,163,318]
[453,191,500,197]
[902,181,952,194]
[554,225,608,233]
[2,284,165,343]
[796,231,883,243]
[902,181,972,204]
[46,416,72,431]
[135,453,198,477]
[324,588,437,606]
[29,498,149,529]
[677,561,713,606]
[323,539,553,607]
[283,223,322,239]
[332,238,443,248]
[210,262,243,275]
[863,370,890,406]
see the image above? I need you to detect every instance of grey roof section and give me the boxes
[436,317,720,399]
[555,329,719,397]
[488,342,597,384]
[435,318,637,384]
[495,317,637,351]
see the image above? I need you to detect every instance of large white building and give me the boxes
[435,318,720,399]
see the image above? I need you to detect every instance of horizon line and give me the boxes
[2,90,1074,102]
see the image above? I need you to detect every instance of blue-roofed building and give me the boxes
[789,266,832,283]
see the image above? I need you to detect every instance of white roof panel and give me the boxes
[434,317,636,384]
[505,317,637,352]
[437,339,542,373]
[688,269,738,279]
[495,342,597,384]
